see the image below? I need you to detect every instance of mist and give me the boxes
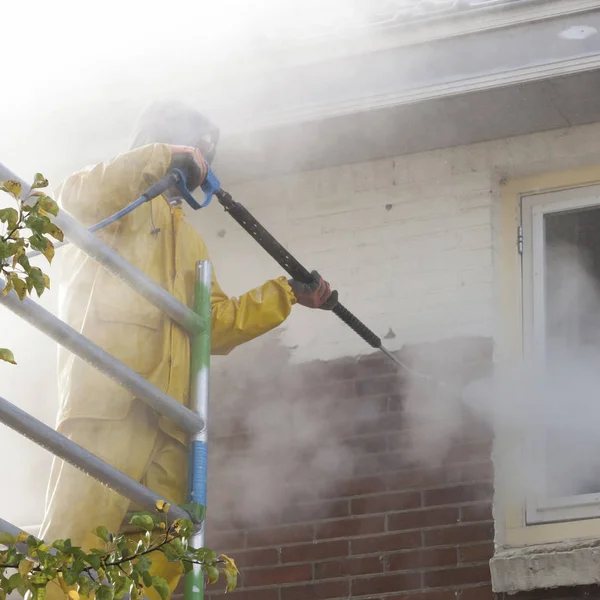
[0,0,582,543]
[400,242,600,503]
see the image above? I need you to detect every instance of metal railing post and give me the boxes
[184,261,212,600]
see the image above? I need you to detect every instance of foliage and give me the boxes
[0,501,238,599]
[0,174,63,364]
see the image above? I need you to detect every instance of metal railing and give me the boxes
[0,164,211,600]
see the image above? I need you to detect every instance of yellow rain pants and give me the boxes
[39,143,296,599]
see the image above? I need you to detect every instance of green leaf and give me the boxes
[133,555,151,575]
[161,544,181,563]
[0,208,18,229]
[38,196,59,217]
[28,233,48,252]
[93,526,109,543]
[0,181,22,199]
[142,570,152,588]
[87,554,101,572]
[32,174,49,189]
[25,215,49,235]
[179,503,206,523]
[151,576,170,600]
[0,533,15,546]
[7,573,22,594]
[27,267,46,297]
[129,514,155,533]
[193,547,216,564]
[113,574,131,600]
[78,576,94,597]
[0,350,16,365]
[96,585,115,600]
[16,252,31,273]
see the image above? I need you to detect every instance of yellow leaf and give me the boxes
[0,180,22,199]
[10,276,27,301]
[42,273,50,290]
[41,239,55,264]
[220,555,238,575]
[43,222,64,242]
[32,173,49,189]
[155,500,170,513]
[68,590,80,600]
[16,531,29,544]
[12,245,25,268]
[0,349,16,365]
[18,559,34,576]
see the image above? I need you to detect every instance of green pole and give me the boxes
[184,260,212,600]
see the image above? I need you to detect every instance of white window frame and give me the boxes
[522,184,600,525]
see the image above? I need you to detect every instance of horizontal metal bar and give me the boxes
[0,163,205,336]
[0,276,204,434]
[0,518,24,538]
[0,395,190,522]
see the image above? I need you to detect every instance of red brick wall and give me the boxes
[193,337,492,600]
[191,337,600,600]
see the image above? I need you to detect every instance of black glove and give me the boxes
[289,271,338,310]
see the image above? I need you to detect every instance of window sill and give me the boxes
[491,539,600,593]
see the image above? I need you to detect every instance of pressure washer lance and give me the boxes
[207,192,473,390]
[213,187,432,377]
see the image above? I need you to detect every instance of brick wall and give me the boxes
[192,336,600,600]
[197,337,496,600]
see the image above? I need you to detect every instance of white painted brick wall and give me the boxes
[189,122,600,364]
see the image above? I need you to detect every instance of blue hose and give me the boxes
[25,169,204,259]
[88,195,149,233]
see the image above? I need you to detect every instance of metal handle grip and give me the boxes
[215,190,383,349]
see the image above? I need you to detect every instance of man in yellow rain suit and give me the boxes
[40,101,336,599]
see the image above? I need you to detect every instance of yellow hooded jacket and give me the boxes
[55,143,295,444]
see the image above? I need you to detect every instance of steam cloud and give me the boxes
[404,243,600,501]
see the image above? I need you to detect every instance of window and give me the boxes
[522,185,600,524]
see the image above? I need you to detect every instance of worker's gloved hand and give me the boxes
[289,271,338,310]
[169,146,209,192]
